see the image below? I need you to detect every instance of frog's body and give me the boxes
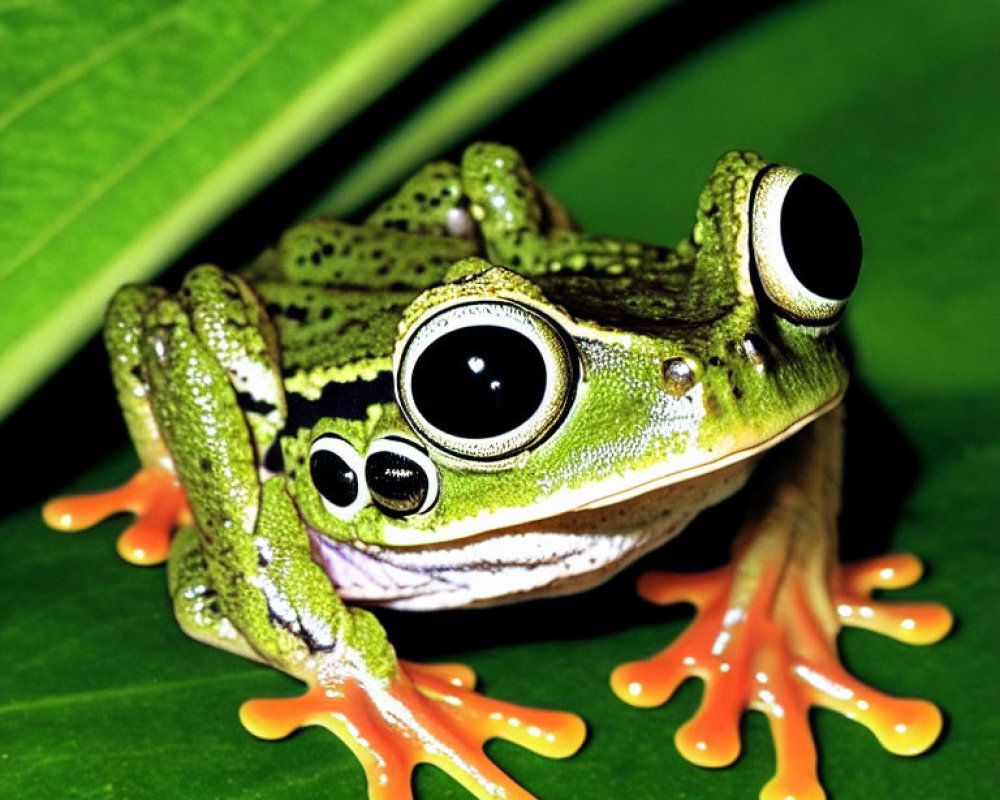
[46,144,951,800]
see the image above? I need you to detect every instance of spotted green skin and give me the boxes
[107,143,846,678]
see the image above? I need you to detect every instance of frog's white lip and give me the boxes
[311,523,679,610]
[376,390,845,547]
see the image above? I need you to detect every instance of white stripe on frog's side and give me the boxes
[308,456,755,611]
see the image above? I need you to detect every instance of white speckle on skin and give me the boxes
[723,607,744,627]
[711,631,731,656]
[794,664,854,701]
[446,207,474,237]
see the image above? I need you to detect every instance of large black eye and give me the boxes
[750,165,862,324]
[413,325,546,437]
[365,437,439,517]
[309,434,369,519]
[396,301,575,460]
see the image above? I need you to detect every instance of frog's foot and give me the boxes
[43,467,191,565]
[611,553,952,800]
[240,660,586,800]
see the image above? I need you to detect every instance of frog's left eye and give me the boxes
[750,165,862,324]
[309,434,369,520]
[396,300,576,460]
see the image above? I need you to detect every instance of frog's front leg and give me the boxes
[612,407,953,800]
[145,288,584,800]
[44,285,191,564]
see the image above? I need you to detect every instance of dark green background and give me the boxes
[2,1,997,798]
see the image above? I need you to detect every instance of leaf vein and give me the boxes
[0,0,199,132]
[0,669,279,715]
[0,0,325,284]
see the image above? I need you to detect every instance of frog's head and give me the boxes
[297,152,862,608]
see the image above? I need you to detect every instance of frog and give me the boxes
[44,142,952,800]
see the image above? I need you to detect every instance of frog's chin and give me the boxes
[310,456,755,611]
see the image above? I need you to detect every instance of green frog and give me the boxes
[45,143,952,800]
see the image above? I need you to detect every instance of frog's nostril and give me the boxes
[365,438,439,518]
[661,358,698,396]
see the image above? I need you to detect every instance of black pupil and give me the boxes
[310,448,359,507]
[780,174,862,300]
[411,325,547,439]
[365,450,428,517]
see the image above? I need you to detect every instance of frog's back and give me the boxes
[246,214,481,379]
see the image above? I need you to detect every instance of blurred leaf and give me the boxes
[314,0,673,216]
[0,0,495,419]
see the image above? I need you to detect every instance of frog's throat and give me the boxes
[310,394,843,611]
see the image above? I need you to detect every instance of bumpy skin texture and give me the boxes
[43,143,951,800]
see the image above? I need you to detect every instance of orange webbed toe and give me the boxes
[44,467,190,565]
[614,553,951,800]
[240,661,585,800]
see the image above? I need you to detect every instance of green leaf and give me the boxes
[2,0,997,799]
[0,0,496,419]
[312,0,674,217]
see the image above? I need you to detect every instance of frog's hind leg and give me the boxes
[462,142,670,277]
[255,215,479,292]
[44,285,190,565]
[364,160,472,237]
[167,526,262,662]
[366,155,572,239]
[246,161,480,292]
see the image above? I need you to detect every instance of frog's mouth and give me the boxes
[310,455,756,611]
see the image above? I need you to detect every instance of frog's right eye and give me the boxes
[309,434,369,519]
[750,165,862,324]
[396,300,576,461]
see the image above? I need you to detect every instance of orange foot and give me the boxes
[240,660,586,800]
[43,467,191,565]
[612,553,953,800]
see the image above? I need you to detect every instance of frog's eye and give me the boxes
[750,166,862,324]
[309,434,369,519]
[365,437,439,517]
[396,301,576,460]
